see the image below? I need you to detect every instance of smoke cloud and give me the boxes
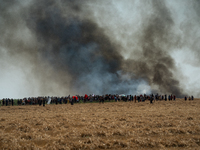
[0,0,199,98]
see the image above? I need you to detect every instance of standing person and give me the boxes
[83,95,86,103]
[134,95,136,103]
[56,97,58,105]
[192,95,194,100]
[39,98,42,106]
[60,97,62,104]
[168,95,171,101]
[165,95,167,101]
[71,98,74,105]
[155,94,157,101]
[185,96,187,101]
[131,95,133,101]
[6,99,8,106]
[43,98,45,107]
[11,99,14,106]
[114,96,117,102]
[8,98,10,105]
[173,95,176,101]
[99,96,102,104]
[74,96,77,103]
[67,97,70,104]
[2,99,5,106]
[150,95,153,104]
[102,97,105,104]
[86,94,89,103]
[99,96,104,104]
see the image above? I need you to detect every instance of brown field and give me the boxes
[0,99,200,150]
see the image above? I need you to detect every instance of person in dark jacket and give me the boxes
[6,99,8,106]
[71,98,74,105]
[2,99,5,106]
[11,99,14,106]
[43,98,45,107]
[173,95,176,101]
[150,95,153,104]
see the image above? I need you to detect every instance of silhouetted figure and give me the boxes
[56,97,58,105]
[71,98,74,105]
[168,95,171,101]
[150,96,153,104]
[173,95,176,101]
[43,99,45,107]
[11,99,14,106]
[60,98,62,104]
[38,98,42,106]
[2,99,5,106]
[6,99,8,106]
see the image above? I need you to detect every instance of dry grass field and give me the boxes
[0,99,200,150]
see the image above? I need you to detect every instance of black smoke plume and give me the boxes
[2,0,198,98]
[124,0,184,96]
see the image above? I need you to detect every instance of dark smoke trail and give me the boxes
[124,0,184,97]
[21,0,149,95]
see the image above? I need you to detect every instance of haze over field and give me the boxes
[0,0,200,98]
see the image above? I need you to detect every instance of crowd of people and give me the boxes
[0,94,194,107]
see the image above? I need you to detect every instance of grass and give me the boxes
[0,98,199,149]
